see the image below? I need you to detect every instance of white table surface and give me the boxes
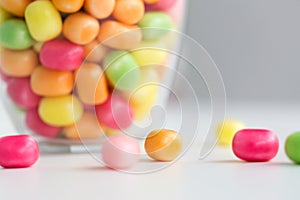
[0,98,300,200]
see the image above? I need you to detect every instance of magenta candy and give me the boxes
[7,77,41,109]
[95,94,134,130]
[0,135,39,168]
[0,69,11,83]
[25,108,61,138]
[40,39,84,71]
[101,134,140,170]
[147,0,177,11]
[232,129,279,162]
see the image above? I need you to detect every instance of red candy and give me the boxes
[0,135,40,168]
[6,77,41,109]
[232,129,279,162]
[25,108,61,138]
[95,94,134,130]
[40,39,84,71]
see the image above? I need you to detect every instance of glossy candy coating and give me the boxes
[285,131,300,164]
[216,119,245,146]
[0,0,32,17]
[38,95,83,126]
[113,0,145,25]
[25,108,61,138]
[101,134,140,170]
[131,48,167,66]
[40,39,84,71]
[83,41,107,63]
[96,94,134,130]
[145,129,182,161]
[84,0,115,19]
[147,0,177,11]
[52,0,84,13]
[25,1,62,41]
[0,135,39,168]
[232,129,279,162]
[0,19,34,50]
[7,77,41,109]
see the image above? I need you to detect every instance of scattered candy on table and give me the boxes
[216,119,245,146]
[0,135,39,168]
[144,129,183,162]
[232,129,279,162]
[285,131,300,164]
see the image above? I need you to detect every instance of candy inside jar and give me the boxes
[0,0,186,148]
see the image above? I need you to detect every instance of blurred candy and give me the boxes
[25,1,62,41]
[40,39,84,71]
[0,19,34,50]
[96,94,134,130]
[0,48,38,77]
[138,12,173,41]
[30,66,74,96]
[232,129,279,162]
[0,0,32,17]
[98,20,142,50]
[103,50,140,90]
[25,108,61,138]
[38,95,83,126]
[7,77,41,109]
[113,0,145,25]
[33,42,43,53]
[0,6,12,23]
[144,129,182,161]
[147,0,177,11]
[0,69,11,82]
[101,134,140,170]
[75,62,108,105]
[0,135,39,168]
[216,119,245,146]
[285,131,300,164]
[63,12,100,45]
[52,0,84,13]
[63,112,104,139]
[83,40,107,63]
[131,48,167,66]
[144,0,159,4]
[84,0,115,19]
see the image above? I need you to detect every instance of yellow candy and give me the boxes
[131,48,167,67]
[25,1,62,41]
[216,119,245,146]
[38,95,83,126]
[0,7,12,24]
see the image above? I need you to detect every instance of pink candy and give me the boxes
[101,134,140,170]
[25,108,61,138]
[232,129,279,162]
[0,135,40,168]
[40,39,84,71]
[147,0,177,11]
[96,95,134,130]
[6,77,41,109]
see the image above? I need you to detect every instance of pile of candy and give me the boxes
[0,0,183,140]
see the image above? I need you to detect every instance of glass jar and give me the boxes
[0,0,187,152]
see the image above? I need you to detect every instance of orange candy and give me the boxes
[143,0,159,4]
[83,40,107,63]
[75,63,109,105]
[84,0,115,19]
[30,66,74,97]
[52,0,84,13]
[144,129,183,162]
[0,48,38,77]
[63,12,100,45]
[63,112,104,139]
[98,20,142,50]
[113,0,145,25]
[0,0,33,17]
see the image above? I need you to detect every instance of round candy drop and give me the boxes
[38,95,83,126]
[52,0,84,13]
[25,108,61,138]
[232,129,279,162]
[0,0,32,17]
[7,77,41,109]
[0,48,38,77]
[0,19,34,50]
[0,135,39,168]
[63,12,100,45]
[113,0,145,25]
[144,129,183,162]
[131,48,167,66]
[103,50,140,90]
[83,41,107,63]
[84,0,115,19]
[25,1,62,41]
[96,94,134,130]
[101,134,140,170]
[147,0,177,11]
[285,131,300,164]
[216,119,245,146]
[40,39,84,71]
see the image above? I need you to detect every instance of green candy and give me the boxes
[104,51,140,90]
[0,19,34,50]
[138,12,173,41]
[285,131,300,164]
